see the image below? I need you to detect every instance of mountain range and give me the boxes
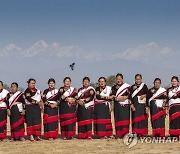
[0,40,179,90]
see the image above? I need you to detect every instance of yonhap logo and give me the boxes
[123,134,180,148]
[123,133,138,148]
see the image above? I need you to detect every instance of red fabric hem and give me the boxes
[44,130,58,138]
[133,128,148,136]
[11,128,25,137]
[78,131,92,139]
[61,131,75,137]
[27,124,41,136]
[152,128,165,137]
[94,131,112,137]
[116,128,129,136]
[0,130,7,139]
[169,129,180,135]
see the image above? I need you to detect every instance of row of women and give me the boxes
[0,74,180,142]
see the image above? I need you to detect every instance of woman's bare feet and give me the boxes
[63,137,67,140]
[109,135,115,139]
[48,138,54,141]
[87,137,92,140]
[36,136,43,141]
[30,135,35,142]
[19,137,25,141]
[10,138,14,142]
[2,138,8,142]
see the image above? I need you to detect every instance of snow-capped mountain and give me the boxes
[112,42,178,69]
[113,42,174,61]
[0,41,179,90]
[0,40,82,58]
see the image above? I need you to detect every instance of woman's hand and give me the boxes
[78,99,85,106]
[145,107,149,114]
[140,95,146,100]
[116,96,128,102]
[166,107,169,115]
[130,104,136,111]
[66,97,75,104]
[21,110,26,116]
[50,103,57,108]
[106,95,115,100]
[162,102,166,109]
[7,109,11,116]
[38,101,44,111]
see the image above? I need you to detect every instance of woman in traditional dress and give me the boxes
[94,77,114,139]
[111,73,131,138]
[24,78,43,141]
[77,77,95,139]
[7,82,25,141]
[146,78,167,137]
[0,81,9,141]
[42,78,59,140]
[167,76,180,137]
[129,74,148,136]
[58,77,77,140]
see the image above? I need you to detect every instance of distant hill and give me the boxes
[0,40,179,90]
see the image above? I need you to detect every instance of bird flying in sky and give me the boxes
[69,62,75,71]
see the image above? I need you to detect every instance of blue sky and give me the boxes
[0,0,180,89]
[0,0,180,51]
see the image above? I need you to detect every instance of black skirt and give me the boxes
[150,100,165,137]
[77,105,93,139]
[94,103,112,137]
[114,102,130,137]
[25,104,41,136]
[43,105,59,139]
[10,105,25,138]
[132,96,148,136]
[169,105,180,136]
[0,108,7,139]
[59,101,77,137]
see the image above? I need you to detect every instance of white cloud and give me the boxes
[84,51,103,61]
